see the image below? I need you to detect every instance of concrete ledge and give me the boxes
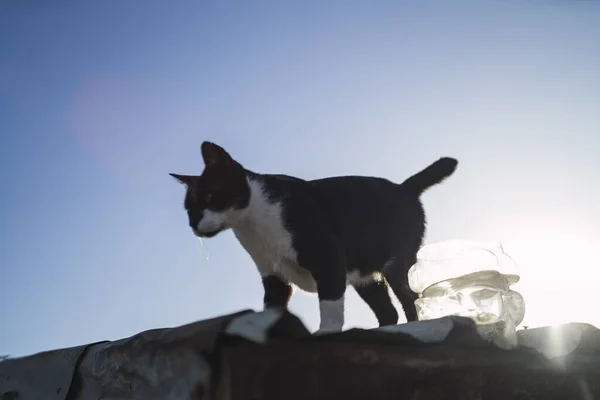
[2,309,600,399]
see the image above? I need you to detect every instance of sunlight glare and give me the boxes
[501,221,599,329]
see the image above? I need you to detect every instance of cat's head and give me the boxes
[170,141,250,238]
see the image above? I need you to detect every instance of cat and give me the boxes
[170,141,458,333]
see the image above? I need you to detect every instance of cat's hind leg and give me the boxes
[354,279,399,327]
[384,256,419,323]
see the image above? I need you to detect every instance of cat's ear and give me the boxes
[169,173,194,186]
[201,141,234,167]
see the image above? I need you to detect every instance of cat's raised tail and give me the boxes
[400,157,458,196]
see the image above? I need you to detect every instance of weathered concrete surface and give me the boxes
[2,309,600,400]
[0,342,97,400]
[220,339,599,400]
[1,310,255,400]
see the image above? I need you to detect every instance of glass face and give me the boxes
[416,285,505,324]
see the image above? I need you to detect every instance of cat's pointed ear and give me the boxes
[201,141,234,167]
[169,173,194,186]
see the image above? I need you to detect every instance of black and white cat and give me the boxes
[171,142,458,333]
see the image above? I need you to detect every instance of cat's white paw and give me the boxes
[318,297,345,333]
[313,327,342,336]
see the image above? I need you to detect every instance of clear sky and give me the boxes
[1,1,599,357]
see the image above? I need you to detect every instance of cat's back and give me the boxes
[304,175,418,262]
[308,175,401,208]
[256,172,412,226]
[258,173,404,213]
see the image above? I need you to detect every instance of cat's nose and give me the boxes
[189,218,200,230]
[189,210,204,230]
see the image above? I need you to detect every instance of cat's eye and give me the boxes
[204,193,213,203]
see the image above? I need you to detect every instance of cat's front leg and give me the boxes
[262,275,292,310]
[297,237,347,335]
[315,294,345,335]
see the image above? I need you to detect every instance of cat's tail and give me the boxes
[400,157,458,196]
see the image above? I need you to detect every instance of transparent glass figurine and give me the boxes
[408,240,525,347]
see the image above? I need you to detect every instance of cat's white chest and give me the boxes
[232,210,295,271]
[231,181,318,292]
[233,213,318,292]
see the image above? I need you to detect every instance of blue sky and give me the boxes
[1,0,599,357]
